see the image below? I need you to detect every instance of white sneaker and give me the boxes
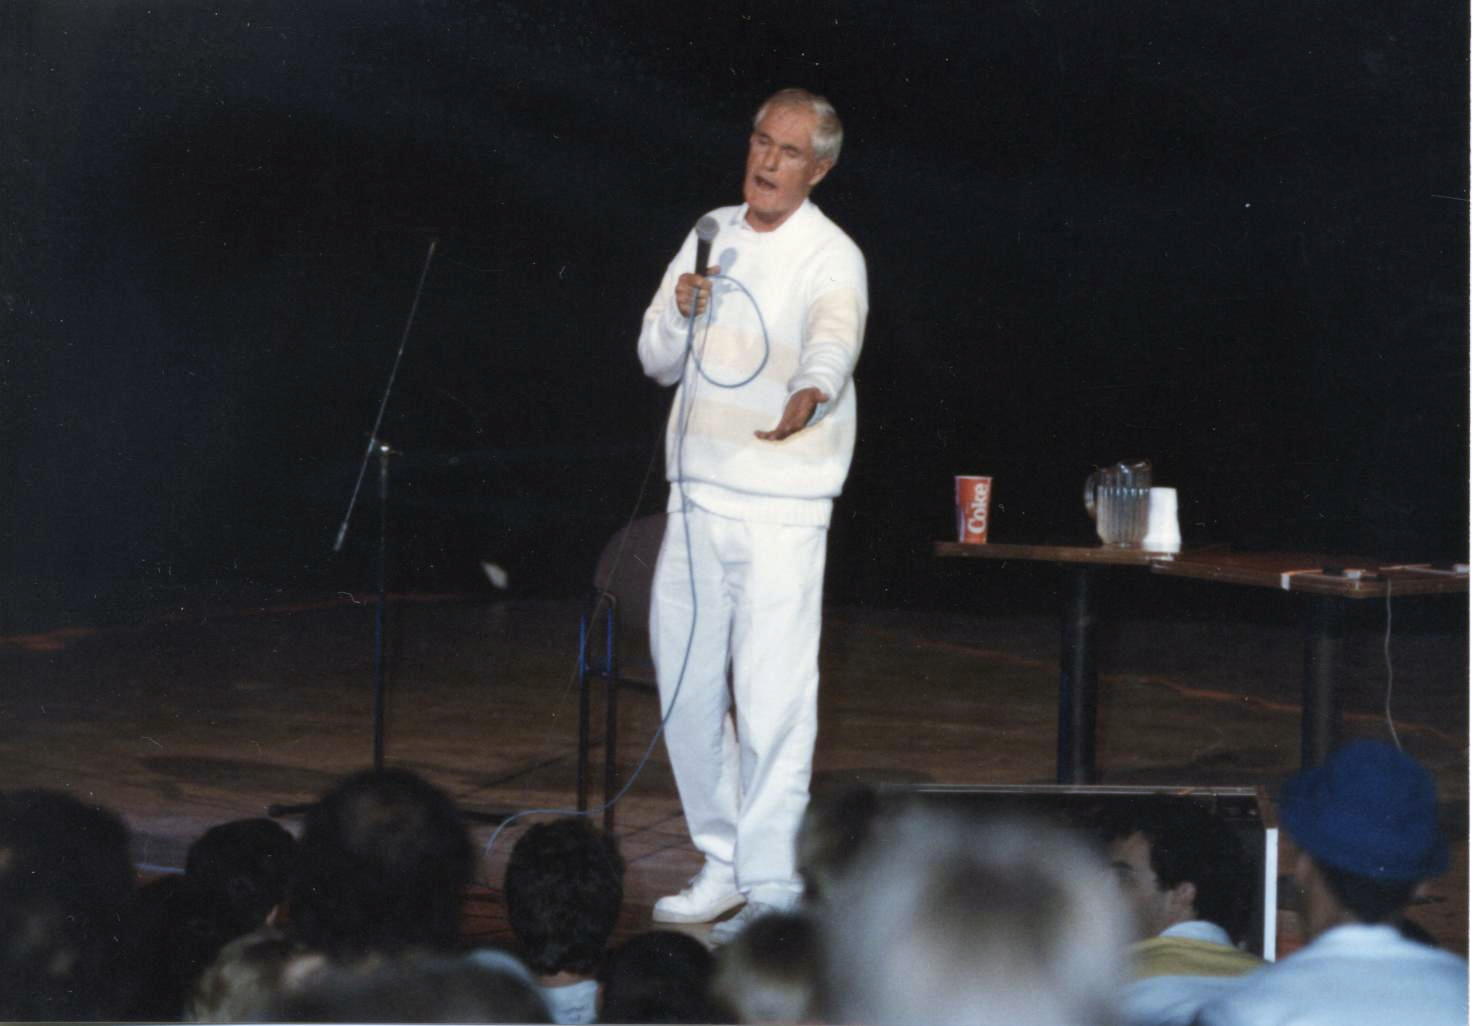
[652,863,745,924]
[707,899,781,945]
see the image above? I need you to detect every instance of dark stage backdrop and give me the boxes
[5,1,1468,626]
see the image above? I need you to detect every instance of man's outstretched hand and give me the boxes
[756,387,829,441]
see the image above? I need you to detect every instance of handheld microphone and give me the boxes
[694,216,719,275]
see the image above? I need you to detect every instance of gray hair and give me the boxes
[711,911,820,1024]
[754,88,843,166]
[819,807,1129,1026]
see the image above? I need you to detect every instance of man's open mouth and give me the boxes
[753,174,777,191]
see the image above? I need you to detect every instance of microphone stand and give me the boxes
[266,240,510,826]
[371,440,394,771]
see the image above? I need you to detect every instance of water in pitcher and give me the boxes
[1083,459,1152,546]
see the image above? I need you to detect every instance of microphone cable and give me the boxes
[479,266,770,866]
[1382,580,1401,751]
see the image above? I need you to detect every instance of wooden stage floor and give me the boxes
[1,591,1466,955]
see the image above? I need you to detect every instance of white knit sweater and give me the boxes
[638,200,868,526]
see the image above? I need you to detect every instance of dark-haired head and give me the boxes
[289,768,473,959]
[598,930,717,1024]
[1311,859,1419,925]
[1095,799,1252,943]
[504,817,624,976]
[186,817,297,934]
[0,790,137,1020]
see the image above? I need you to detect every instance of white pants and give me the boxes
[650,505,826,901]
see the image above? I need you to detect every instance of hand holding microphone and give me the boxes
[675,268,719,318]
[675,216,720,318]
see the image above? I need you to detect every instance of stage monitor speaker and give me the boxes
[888,783,1278,959]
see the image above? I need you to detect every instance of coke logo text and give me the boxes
[966,486,990,534]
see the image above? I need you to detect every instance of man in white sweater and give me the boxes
[636,88,867,943]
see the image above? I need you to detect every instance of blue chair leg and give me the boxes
[576,613,592,812]
[602,600,619,832]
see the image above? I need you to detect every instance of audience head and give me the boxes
[289,768,473,958]
[0,789,137,1021]
[185,817,297,934]
[128,875,227,1018]
[187,927,323,1022]
[598,929,717,1024]
[820,805,1129,1026]
[1095,799,1253,944]
[268,952,551,1023]
[504,816,624,977]
[794,778,883,905]
[126,816,303,1016]
[711,909,820,1024]
[1278,740,1447,932]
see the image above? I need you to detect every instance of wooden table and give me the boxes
[1152,552,1470,770]
[934,542,1468,784]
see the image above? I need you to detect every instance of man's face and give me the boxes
[743,103,832,232]
[1108,831,1194,940]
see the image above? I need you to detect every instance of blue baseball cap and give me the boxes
[1279,740,1448,881]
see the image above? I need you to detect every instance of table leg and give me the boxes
[1058,565,1098,784]
[1301,595,1345,767]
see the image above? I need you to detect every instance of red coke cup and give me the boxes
[955,476,993,544]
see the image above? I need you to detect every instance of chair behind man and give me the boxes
[577,513,665,831]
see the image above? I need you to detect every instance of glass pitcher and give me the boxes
[1083,459,1152,547]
